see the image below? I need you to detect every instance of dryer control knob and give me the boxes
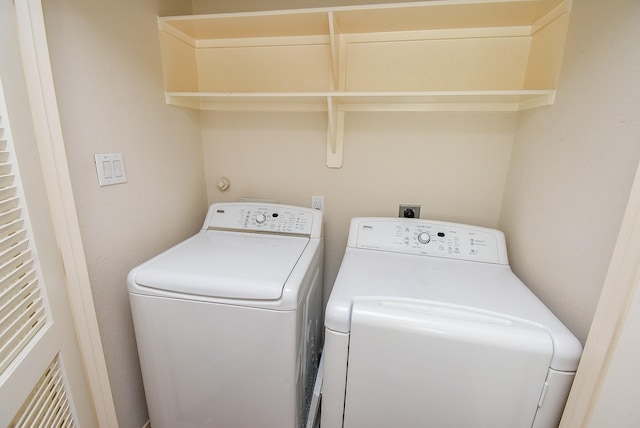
[417,232,431,244]
[256,214,267,224]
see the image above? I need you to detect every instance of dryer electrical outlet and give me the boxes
[399,204,420,218]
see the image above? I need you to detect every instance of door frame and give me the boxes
[14,0,118,426]
[560,161,640,426]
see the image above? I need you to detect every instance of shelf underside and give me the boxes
[160,0,567,40]
[165,90,556,112]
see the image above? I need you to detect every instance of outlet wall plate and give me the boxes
[399,204,421,218]
[312,196,324,212]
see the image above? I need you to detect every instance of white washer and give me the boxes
[322,218,583,428]
[128,202,323,428]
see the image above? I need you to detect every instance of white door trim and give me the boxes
[560,160,640,426]
[14,0,118,426]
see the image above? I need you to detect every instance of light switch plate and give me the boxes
[95,153,127,186]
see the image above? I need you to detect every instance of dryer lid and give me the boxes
[134,230,309,300]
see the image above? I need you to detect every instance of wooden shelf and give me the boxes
[165,92,331,112]
[158,0,571,168]
[166,90,556,112]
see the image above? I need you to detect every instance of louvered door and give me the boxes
[0,81,76,427]
[0,76,95,426]
[0,134,48,375]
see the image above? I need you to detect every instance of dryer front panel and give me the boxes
[342,300,554,428]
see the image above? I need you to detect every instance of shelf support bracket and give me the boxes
[326,96,344,168]
[327,11,340,90]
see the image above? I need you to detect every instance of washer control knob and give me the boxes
[256,214,267,224]
[417,232,431,244]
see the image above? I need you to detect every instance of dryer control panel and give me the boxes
[203,202,322,237]
[348,218,508,264]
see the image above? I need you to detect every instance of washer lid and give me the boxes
[134,230,309,300]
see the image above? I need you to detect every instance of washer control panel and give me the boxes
[349,218,507,264]
[203,202,321,237]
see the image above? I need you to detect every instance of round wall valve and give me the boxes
[217,177,231,192]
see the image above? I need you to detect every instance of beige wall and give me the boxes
[202,111,517,303]
[499,0,640,343]
[41,0,207,426]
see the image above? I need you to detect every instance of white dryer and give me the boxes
[128,202,323,428]
[322,218,582,428]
